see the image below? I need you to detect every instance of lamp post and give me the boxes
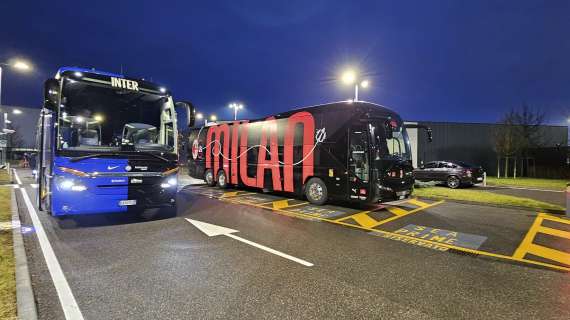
[0,59,32,106]
[341,69,369,101]
[196,112,204,126]
[228,102,244,120]
[0,59,32,166]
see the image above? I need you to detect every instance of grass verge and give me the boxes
[0,185,16,320]
[0,170,11,185]
[485,177,567,191]
[413,186,565,212]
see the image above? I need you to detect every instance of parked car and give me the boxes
[413,161,485,188]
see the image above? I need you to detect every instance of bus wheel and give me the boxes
[204,169,216,187]
[446,175,460,189]
[217,170,228,189]
[305,178,328,205]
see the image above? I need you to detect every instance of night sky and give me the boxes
[1,0,569,124]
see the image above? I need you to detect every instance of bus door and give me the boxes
[37,110,53,211]
[347,126,370,201]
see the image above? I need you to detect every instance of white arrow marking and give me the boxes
[186,218,314,267]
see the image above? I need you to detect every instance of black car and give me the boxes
[413,161,485,188]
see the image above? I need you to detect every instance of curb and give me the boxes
[11,188,38,320]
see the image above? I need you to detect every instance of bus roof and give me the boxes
[56,67,124,79]
[55,67,170,96]
[274,100,400,119]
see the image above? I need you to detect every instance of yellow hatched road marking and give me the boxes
[336,200,444,229]
[513,214,544,259]
[349,212,378,229]
[386,207,409,216]
[514,212,570,266]
[407,198,430,208]
[221,196,570,272]
[540,212,570,225]
[272,200,290,210]
[538,226,570,240]
[220,191,239,198]
[526,244,570,266]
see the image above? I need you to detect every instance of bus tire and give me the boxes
[217,170,228,189]
[305,177,328,205]
[204,169,216,187]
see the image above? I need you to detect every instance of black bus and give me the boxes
[187,101,422,205]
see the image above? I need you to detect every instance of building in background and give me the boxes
[0,105,40,164]
[406,121,568,179]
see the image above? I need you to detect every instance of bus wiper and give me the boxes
[69,151,171,163]
[70,153,125,162]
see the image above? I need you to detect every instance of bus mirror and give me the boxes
[427,127,433,142]
[175,101,196,127]
[43,78,59,110]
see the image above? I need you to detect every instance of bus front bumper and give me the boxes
[51,184,177,216]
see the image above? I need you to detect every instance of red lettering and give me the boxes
[230,121,242,184]
[283,112,315,192]
[239,123,257,187]
[256,117,282,190]
[205,124,230,178]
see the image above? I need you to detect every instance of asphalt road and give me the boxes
[13,169,570,320]
[481,186,565,208]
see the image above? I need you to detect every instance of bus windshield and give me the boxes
[369,121,411,161]
[57,78,176,153]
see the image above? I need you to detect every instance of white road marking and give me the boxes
[31,183,38,189]
[13,170,85,320]
[13,170,22,184]
[186,218,314,267]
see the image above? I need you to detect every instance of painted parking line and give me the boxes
[211,191,570,271]
[336,199,444,228]
[513,213,570,267]
[13,170,85,319]
[187,187,570,271]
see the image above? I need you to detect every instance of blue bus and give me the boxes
[36,67,194,216]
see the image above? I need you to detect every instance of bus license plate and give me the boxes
[119,200,137,206]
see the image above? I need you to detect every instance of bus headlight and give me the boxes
[57,178,87,192]
[161,177,177,189]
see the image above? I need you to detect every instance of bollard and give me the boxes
[567,183,570,218]
[483,172,487,187]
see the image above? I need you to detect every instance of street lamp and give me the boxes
[0,59,33,106]
[340,69,369,101]
[228,102,244,120]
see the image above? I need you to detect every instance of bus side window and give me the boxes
[349,128,369,182]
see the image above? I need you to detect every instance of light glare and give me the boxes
[341,70,356,85]
[12,61,31,71]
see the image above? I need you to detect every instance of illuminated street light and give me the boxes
[12,61,31,72]
[0,58,33,165]
[340,68,369,101]
[94,114,104,122]
[0,58,34,106]
[210,114,217,122]
[341,70,356,85]
[228,102,244,120]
